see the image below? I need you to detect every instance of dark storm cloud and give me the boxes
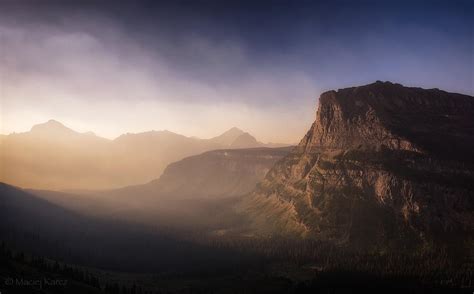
[2,0,473,96]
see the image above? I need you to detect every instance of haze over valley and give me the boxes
[0,0,473,293]
[0,121,287,190]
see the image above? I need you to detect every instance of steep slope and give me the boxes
[239,81,474,247]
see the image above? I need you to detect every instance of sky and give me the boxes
[0,0,472,143]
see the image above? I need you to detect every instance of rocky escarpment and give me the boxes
[240,81,474,248]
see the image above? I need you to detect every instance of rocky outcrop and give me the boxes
[239,82,474,247]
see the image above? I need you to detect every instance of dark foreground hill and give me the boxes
[1,182,471,292]
[0,183,256,273]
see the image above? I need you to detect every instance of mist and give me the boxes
[0,9,317,143]
[1,1,473,293]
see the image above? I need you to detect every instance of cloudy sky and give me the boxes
[1,0,472,143]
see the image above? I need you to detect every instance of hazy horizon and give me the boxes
[1,1,473,292]
[1,1,472,143]
[1,118,299,144]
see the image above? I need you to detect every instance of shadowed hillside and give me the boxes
[0,183,257,273]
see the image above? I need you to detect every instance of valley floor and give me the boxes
[1,240,472,294]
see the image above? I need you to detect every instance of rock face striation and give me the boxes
[240,81,474,247]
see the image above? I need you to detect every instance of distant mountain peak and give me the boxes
[36,119,65,127]
[221,127,245,137]
[228,126,244,132]
[230,132,260,148]
[30,119,76,135]
[210,127,246,146]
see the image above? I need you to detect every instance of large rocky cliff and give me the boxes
[239,81,474,248]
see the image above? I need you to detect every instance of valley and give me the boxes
[1,82,473,292]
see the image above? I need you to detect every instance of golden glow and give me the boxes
[0,25,317,144]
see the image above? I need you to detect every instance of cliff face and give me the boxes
[240,82,474,247]
[301,81,474,157]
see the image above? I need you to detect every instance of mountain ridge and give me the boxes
[12,121,276,145]
[0,122,288,190]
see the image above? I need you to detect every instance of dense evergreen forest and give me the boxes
[1,235,472,294]
[1,183,473,293]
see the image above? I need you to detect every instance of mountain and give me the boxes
[239,81,474,248]
[0,120,111,190]
[229,132,261,148]
[31,147,293,231]
[208,127,246,146]
[209,127,267,149]
[30,119,79,136]
[110,130,223,186]
[0,123,281,190]
[152,147,292,198]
